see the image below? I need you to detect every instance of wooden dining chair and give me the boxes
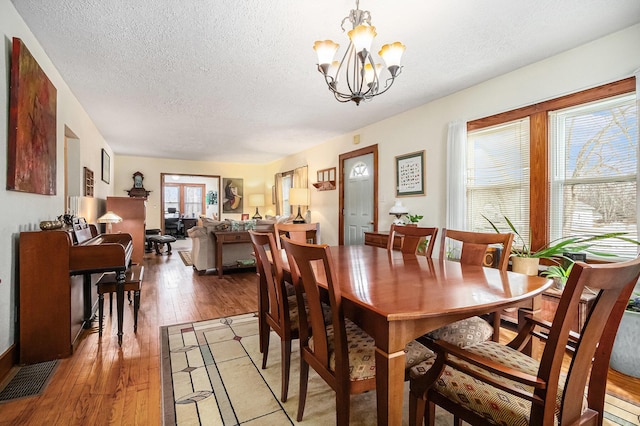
[409,256,640,426]
[281,236,434,426]
[428,228,515,346]
[249,230,301,402]
[274,222,320,249]
[387,224,438,256]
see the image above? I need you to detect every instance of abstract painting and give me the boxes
[8,38,57,195]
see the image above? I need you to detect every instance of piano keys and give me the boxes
[19,221,133,364]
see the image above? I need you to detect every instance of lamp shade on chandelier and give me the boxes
[313,0,405,105]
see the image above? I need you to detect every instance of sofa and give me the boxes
[187,216,291,274]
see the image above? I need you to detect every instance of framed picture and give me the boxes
[7,38,57,195]
[395,150,425,197]
[101,149,110,183]
[222,178,243,213]
[241,213,249,220]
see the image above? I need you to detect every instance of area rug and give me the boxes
[160,314,640,426]
[178,251,192,267]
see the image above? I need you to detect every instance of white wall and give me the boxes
[0,0,115,355]
[266,23,640,246]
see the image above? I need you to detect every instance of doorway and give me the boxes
[339,145,378,245]
[160,173,221,235]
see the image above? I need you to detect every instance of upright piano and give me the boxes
[19,221,132,364]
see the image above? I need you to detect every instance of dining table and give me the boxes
[276,244,553,426]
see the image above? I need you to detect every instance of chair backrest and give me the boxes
[387,224,438,257]
[439,228,514,271]
[528,258,640,425]
[249,231,290,333]
[281,236,348,386]
[275,222,320,250]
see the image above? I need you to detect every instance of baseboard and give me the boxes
[0,344,17,383]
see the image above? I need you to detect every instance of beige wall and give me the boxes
[114,156,273,230]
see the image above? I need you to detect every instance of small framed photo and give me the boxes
[101,149,110,184]
[395,150,425,197]
[241,213,249,220]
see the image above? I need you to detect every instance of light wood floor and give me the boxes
[1,241,638,424]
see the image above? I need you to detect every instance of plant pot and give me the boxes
[610,309,640,378]
[511,256,540,276]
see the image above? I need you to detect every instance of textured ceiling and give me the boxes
[10,0,640,163]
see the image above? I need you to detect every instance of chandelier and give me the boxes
[313,0,405,106]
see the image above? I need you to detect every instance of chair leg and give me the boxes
[133,290,140,333]
[425,399,437,426]
[410,390,426,426]
[98,293,105,337]
[280,338,291,402]
[492,310,501,342]
[297,357,309,422]
[335,385,350,426]
[261,326,270,369]
[109,293,113,316]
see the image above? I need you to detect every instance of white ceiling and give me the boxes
[10,0,640,164]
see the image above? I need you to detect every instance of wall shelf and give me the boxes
[314,167,336,191]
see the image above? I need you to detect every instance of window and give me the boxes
[349,161,370,178]
[282,174,292,215]
[549,94,638,258]
[465,77,637,259]
[164,183,206,217]
[467,119,530,242]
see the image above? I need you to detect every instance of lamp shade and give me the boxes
[289,188,310,206]
[97,211,123,224]
[389,201,408,215]
[248,194,265,207]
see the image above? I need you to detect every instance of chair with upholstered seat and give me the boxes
[426,229,515,346]
[274,222,319,249]
[281,236,433,426]
[249,230,302,402]
[409,256,640,426]
[387,224,438,256]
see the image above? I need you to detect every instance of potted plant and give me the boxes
[406,214,423,225]
[483,215,634,275]
[540,262,574,290]
[610,292,640,378]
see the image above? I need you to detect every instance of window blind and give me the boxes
[549,93,638,259]
[467,118,530,244]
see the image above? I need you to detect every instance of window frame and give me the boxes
[467,77,636,253]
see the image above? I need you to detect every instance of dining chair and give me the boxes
[274,222,320,249]
[409,256,640,426]
[387,224,438,256]
[249,230,301,402]
[428,228,515,346]
[281,236,434,426]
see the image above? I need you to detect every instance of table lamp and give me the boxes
[389,201,408,225]
[249,193,265,219]
[98,211,123,233]
[289,187,310,224]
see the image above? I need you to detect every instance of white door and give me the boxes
[344,153,374,245]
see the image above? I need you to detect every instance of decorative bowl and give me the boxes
[39,220,63,231]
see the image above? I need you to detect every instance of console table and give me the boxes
[363,231,402,250]
[212,230,255,278]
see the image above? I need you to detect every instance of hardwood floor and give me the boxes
[1,241,638,424]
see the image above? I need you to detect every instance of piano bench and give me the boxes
[96,265,144,336]
[147,235,177,255]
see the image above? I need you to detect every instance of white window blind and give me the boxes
[467,118,530,241]
[549,93,638,259]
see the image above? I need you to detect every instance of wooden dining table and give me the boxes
[276,244,553,426]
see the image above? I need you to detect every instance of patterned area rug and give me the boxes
[178,251,192,267]
[160,314,640,425]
